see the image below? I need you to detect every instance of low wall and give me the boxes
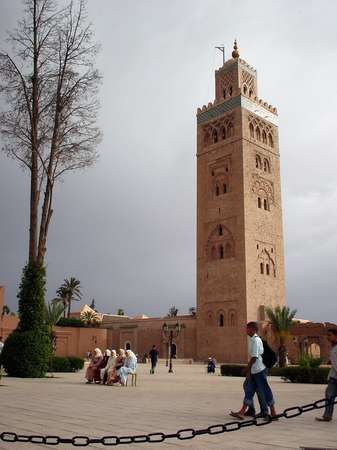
[54,326,108,358]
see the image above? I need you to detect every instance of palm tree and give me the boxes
[80,310,101,327]
[265,305,297,367]
[44,302,66,335]
[56,277,82,318]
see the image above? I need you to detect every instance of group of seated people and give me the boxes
[85,348,137,386]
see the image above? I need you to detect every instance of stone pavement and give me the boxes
[0,363,336,450]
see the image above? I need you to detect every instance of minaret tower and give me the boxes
[196,41,286,363]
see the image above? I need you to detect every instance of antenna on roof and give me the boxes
[215,45,225,65]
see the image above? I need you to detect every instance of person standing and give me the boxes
[149,345,159,374]
[316,328,337,422]
[0,337,4,356]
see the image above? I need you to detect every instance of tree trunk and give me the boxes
[67,299,71,318]
[278,344,287,368]
[29,0,40,264]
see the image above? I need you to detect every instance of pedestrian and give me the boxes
[149,345,159,374]
[0,336,4,355]
[230,322,277,420]
[316,328,337,422]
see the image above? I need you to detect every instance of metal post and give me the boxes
[168,330,173,373]
[166,341,168,367]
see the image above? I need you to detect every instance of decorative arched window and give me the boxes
[263,159,270,173]
[266,264,270,275]
[223,183,227,194]
[243,85,247,95]
[219,225,223,236]
[229,86,233,96]
[262,130,267,144]
[227,123,234,137]
[249,89,253,97]
[221,126,227,140]
[219,245,224,259]
[215,185,220,196]
[263,199,268,211]
[219,313,224,327]
[260,262,264,274]
[212,129,218,144]
[223,88,226,99]
[268,133,274,148]
[249,123,255,138]
[255,155,261,169]
[258,197,262,208]
[256,127,261,141]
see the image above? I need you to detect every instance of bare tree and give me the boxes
[0,0,101,265]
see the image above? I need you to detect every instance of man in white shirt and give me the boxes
[316,328,337,422]
[245,322,275,419]
[0,337,4,355]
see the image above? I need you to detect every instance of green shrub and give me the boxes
[220,364,246,377]
[1,329,51,378]
[279,366,329,384]
[67,356,84,371]
[298,353,323,368]
[49,356,85,372]
[57,317,85,327]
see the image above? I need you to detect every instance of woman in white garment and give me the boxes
[103,349,117,384]
[118,350,137,386]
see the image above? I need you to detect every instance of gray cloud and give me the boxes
[1,0,337,321]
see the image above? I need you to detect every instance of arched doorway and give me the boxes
[309,343,320,358]
[125,342,131,350]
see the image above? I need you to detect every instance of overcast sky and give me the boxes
[1,0,337,321]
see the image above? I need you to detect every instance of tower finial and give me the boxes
[232,39,240,58]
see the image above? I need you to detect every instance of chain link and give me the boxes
[0,397,336,446]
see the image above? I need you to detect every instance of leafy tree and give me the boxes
[117,308,124,316]
[0,0,101,377]
[1,305,10,318]
[44,301,65,335]
[265,305,297,368]
[56,277,82,318]
[168,306,178,317]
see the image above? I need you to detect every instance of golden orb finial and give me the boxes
[232,39,240,58]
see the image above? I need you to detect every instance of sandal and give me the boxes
[229,411,245,420]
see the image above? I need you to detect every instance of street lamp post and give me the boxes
[162,322,181,373]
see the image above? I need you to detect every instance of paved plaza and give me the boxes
[0,363,336,450]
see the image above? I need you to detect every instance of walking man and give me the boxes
[149,345,159,374]
[245,322,276,419]
[316,328,337,422]
[0,336,4,356]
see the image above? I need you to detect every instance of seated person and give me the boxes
[103,349,117,384]
[85,348,103,383]
[118,349,137,386]
[107,349,125,385]
[99,349,111,383]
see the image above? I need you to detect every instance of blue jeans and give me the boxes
[251,369,275,416]
[324,378,337,419]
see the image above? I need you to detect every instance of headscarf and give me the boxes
[94,348,103,358]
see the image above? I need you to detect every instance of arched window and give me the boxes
[229,86,233,96]
[215,185,220,196]
[255,155,261,169]
[219,245,224,259]
[227,123,234,137]
[263,159,270,173]
[263,199,268,210]
[223,88,226,99]
[262,130,267,144]
[243,85,247,95]
[256,127,261,141]
[249,89,253,97]
[223,183,227,194]
[249,123,255,138]
[258,197,262,208]
[221,126,226,140]
[260,262,264,274]
[268,133,273,148]
[212,129,218,144]
[219,225,223,236]
[266,264,270,275]
[219,313,224,327]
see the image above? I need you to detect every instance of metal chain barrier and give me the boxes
[0,398,336,446]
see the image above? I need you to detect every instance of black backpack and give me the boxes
[262,340,277,369]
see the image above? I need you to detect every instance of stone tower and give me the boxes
[196,41,286,363]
